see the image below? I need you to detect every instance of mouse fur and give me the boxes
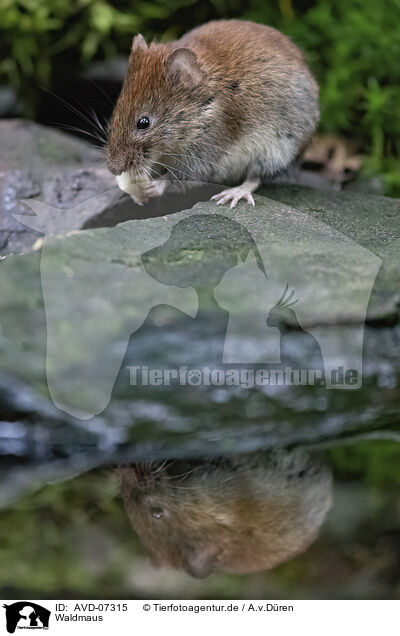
[106,20,319,207]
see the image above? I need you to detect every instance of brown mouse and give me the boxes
[106,20,319,207]
[118,450,332,578]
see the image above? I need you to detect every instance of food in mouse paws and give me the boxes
[106,20,319,208]
[116,170,155,205]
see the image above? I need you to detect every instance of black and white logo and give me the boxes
[3,602,50,633]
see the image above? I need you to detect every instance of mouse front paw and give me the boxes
[211,186,255,209]
[140,179,167,199]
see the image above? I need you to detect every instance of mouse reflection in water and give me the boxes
[118,450,332,578]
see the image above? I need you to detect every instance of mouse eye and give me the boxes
[137,116,150,130]
[150,506,163,519]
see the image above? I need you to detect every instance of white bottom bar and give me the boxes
[1,599,399,635]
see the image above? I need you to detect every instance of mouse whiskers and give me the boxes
[167,152,224,172]
[160,154,202,181]
[41,88,108,145]
[151,160,186,185]
[194,140,233,156]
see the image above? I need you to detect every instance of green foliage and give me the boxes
[0,0,399,193]
[243,0,400,195]
[0,471,141,596]
[328,440,400,488]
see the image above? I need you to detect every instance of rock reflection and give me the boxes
[118,449,332,578]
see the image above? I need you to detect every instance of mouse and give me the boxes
[118,450,332,577]
[106,19,319,208]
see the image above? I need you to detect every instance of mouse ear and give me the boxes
[131,34,147,52]
[165,48,204,84]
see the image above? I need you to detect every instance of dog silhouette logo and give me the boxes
[3,602,50,633]
[12,191,381,416]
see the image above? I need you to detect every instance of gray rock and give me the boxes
[0,119,117,254]
[261,184,400,322]
[0,120,399,504]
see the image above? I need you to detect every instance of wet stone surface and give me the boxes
[0,120,399,504]
[0,119,117,254]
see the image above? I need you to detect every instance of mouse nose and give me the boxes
[106,155,129,176]
[105,149,122,175]
[106,144,134,175]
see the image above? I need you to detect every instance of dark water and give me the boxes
[1,191,399,600]
[0,436,399,600]
[1,323,399,600]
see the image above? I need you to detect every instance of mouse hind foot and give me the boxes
[211,178,260,208]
